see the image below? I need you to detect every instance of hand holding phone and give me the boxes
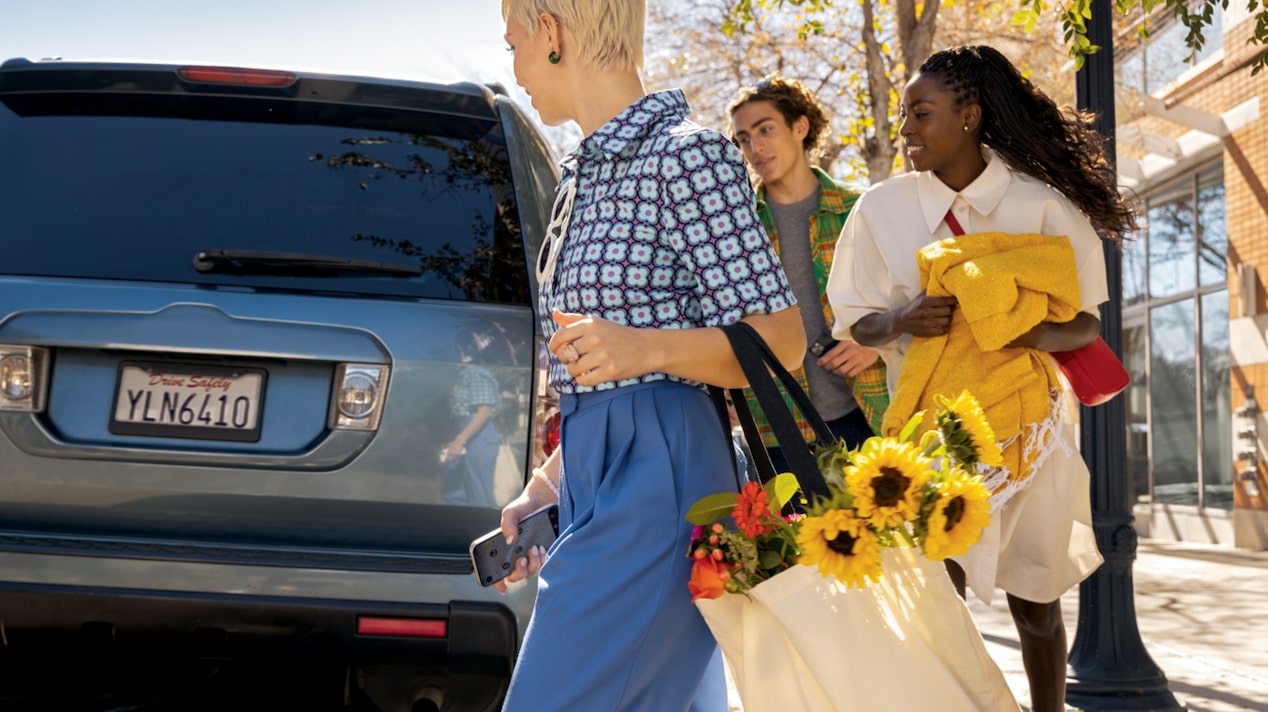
[809,327,839,357]
[469,504,560,587]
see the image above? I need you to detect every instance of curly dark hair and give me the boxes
[728,74,829,157]
[918,45,1137,241]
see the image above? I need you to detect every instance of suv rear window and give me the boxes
[0,92,530,304]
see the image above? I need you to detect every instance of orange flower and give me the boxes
[688,557,732,602]
[731,481,775,538]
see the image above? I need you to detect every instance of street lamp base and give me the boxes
[1066,680,1186,711]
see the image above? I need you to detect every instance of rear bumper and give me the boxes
[0,580,518,677]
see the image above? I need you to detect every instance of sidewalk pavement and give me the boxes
[972,539,1268,711]
[726,538,1268,711]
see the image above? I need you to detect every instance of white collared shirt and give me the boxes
[826,148,1109,393]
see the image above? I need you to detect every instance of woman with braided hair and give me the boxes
[828,45,1137,711]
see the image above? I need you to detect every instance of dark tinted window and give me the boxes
[0,92,530,304]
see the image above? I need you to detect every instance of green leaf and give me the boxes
[768,472,801,508]
[757,549,785,569]
[686,492,739,525]
[919,428,943,458]
[898,411,924,443]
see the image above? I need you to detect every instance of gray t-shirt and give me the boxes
[767,189,857,421]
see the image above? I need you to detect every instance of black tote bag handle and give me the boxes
[709,321,834,501]
[710,384,778,485]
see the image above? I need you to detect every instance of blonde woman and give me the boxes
[496,0,805,709]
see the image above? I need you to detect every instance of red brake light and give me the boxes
[356,616,447,638]
[178,66,297,87]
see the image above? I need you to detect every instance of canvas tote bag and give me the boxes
[700,322,1017,712]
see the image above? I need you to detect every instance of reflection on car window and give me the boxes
[0,97,529,304]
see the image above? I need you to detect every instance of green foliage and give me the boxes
[686,492,742,525]
[898,411,925,444]
[736,0,1268,74]
[684,471,801,525]
[1026,0,1268,74]
[726,0,837,36]
[767,471,803,510]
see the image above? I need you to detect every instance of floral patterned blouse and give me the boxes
[540,89,795,394]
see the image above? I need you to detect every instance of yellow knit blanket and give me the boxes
[882,232,1082,495]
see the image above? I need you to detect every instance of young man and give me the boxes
[729,76,888,473]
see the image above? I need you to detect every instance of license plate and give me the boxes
[109,362,266,442]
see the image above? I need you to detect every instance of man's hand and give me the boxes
[817,340,880,378]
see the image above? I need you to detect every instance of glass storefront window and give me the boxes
[1123,220,1148,306]
[1197,167,1227,287]
[1116,3,1223,95]
[1201,291,1233,509]
[1150,299,1199,505]
[1148,182,1196,299]
[1124,321,1151,504]
[1122,161,1230,511]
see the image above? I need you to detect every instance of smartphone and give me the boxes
[469,504,560,587]
[809,327,839,357]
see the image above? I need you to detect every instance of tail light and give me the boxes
[0,345,49,413]
[330,363,390,431]
[357,616,447,638]
[178,66,297,87]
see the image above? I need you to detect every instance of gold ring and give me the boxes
[562,343,580,364]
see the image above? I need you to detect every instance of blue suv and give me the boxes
[0,58,557,711]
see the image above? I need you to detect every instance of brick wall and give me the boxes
[1223,23,1268,511]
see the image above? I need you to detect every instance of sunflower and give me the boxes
[731,481,775,538]
[935,390,1003,468]
[922,473,993,560]
[796,508,884,589]
[845,439,930,529]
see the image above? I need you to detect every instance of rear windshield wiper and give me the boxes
[193,249,422,277]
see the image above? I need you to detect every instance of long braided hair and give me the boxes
[918,45,1136,241]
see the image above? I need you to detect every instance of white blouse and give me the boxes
[826,148,1109,393]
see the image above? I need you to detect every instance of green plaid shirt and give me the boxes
[744,167,889,448]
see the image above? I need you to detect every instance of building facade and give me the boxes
[1113,2,1266,548]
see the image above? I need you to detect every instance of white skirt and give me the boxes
[956,416,1103,605]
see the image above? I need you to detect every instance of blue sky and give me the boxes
[2,1,513,85]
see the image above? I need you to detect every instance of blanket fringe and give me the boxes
[977,388,1069,512]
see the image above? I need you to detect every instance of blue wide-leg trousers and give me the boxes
[502,381,732,711]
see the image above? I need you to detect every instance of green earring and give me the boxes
[548,50,561,65]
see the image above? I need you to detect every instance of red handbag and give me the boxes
[942,211,1128,406]
[1050,336,1130,406]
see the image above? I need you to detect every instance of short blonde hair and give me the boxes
[502,0,645,72]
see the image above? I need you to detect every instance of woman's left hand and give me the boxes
[549,310,651,387]
[1004,312,1100,351]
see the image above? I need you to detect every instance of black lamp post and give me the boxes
[1066,1,1184,708]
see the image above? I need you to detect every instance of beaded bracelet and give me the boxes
[532,467,560,500]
